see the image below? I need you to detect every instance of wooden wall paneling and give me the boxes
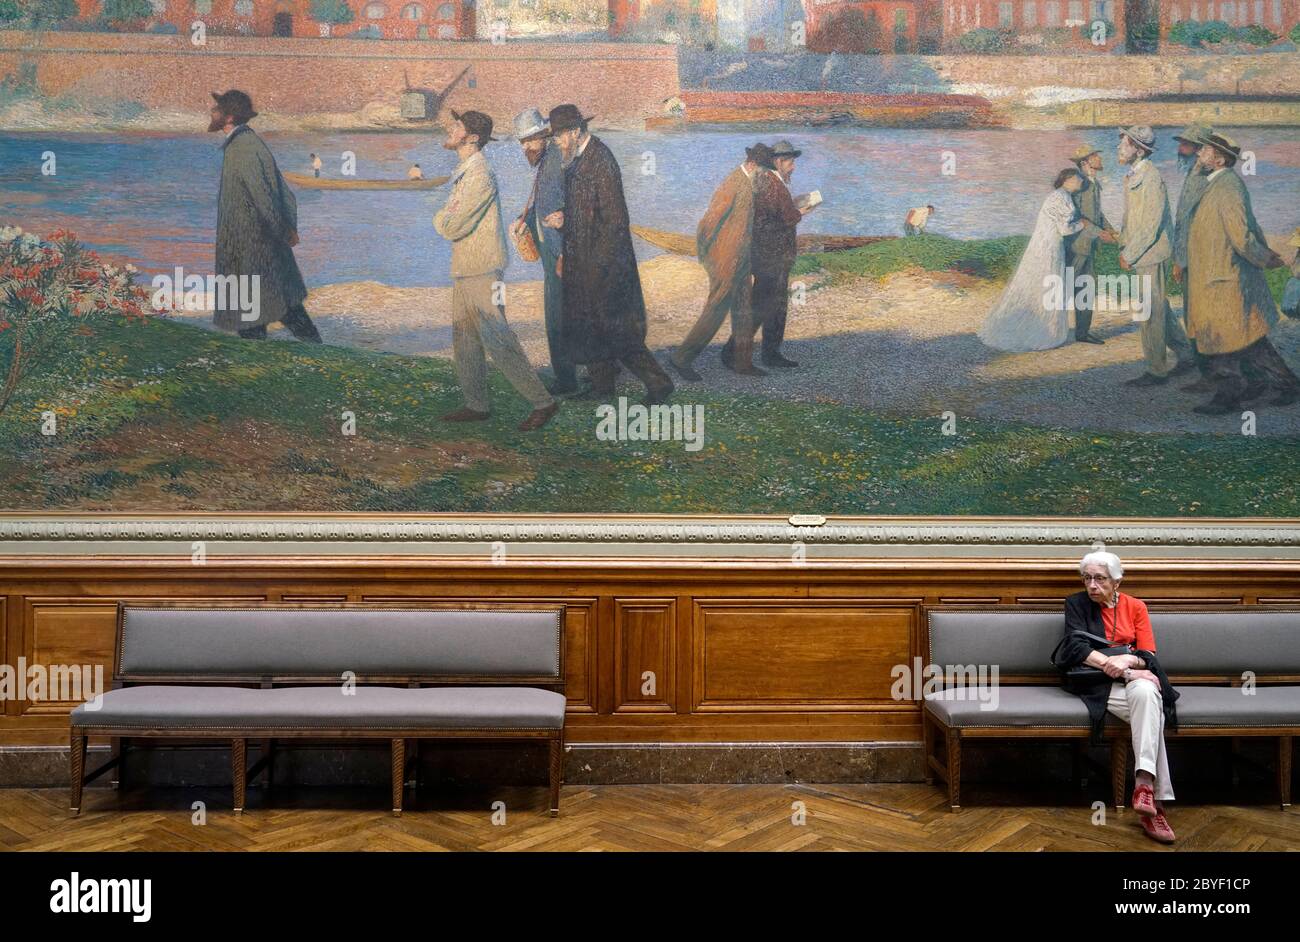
[1,558,1299,747]
[612,598,676,713]
[691,599,920,713]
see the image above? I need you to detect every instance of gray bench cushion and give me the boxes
[926,684,1300,729]
[927,610,1062,678]
[1171,686,1300,728]
[71,686,566,730]
[118,607,562,678]
[927,608,1300,678]
[924,686,1102,728]
[1152,612,1300,674]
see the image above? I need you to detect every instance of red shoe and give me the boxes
[1140,812,1176,844]
[1131,783,1156,817]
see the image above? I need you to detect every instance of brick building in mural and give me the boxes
[941,0,1125,49]
[74,0,476,39]
[475,0,611,38]
[1162,0,1298,29]
[803,0,943,52]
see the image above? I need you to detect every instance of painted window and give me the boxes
[1221,0,1234,20]
[1043,0,1059,24]
[149,0,165,13]
[233,0,253,13]
[1023,0,1036,26]
[364,2,386,16]
[1170,3,1180,20]
[1272,0,1281,22]
[437,1,454,15]
[438,23,455,36]
[1067,0,1082,20]
[193,0,211,10]
[402,3,423,18]
[998,1,1012,24]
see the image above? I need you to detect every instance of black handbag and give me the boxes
[1050,629,1132,694]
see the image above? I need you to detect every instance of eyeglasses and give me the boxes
[1082,574,1113,584]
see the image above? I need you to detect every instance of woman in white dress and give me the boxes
[978,169,1105,353]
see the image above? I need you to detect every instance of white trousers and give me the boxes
[1107,679,1174,801]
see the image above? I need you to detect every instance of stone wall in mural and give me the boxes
[2,11,1300,516]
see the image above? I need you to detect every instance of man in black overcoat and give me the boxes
[549,105,673,404]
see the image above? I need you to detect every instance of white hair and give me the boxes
[1080,550,1123,580]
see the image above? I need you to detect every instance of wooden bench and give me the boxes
[921,605,1300,811]
[70,603,566,817]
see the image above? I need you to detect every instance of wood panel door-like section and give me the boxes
[692,600,918,712]
[613,599,676,714]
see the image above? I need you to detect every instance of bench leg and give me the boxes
[1111,737,1129,811]
[232,738,247,816]
[944,730,961,811]
[70,731,87,816]
[262,738,275,789]
[921,711,935,786]
[1280,736,1293,810]
[392,738,405,817]
[548,734,563,817]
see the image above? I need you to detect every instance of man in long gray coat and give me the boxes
[1116,126,1194,387]
[208,90,321,343]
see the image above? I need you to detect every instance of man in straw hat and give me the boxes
[670,143,771,380]
[1171,123,1214,390]
[434,108,559,432]
[721,140,809,370]
[548,104,674,404]
[1068,144,1119,344]
[208,90,321,344]
[1185,132,1298,414]
[1116,125,1194,387]
[510,107,580,396]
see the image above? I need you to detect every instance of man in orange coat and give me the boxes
[669,144,770,381]
[722,140,808,369]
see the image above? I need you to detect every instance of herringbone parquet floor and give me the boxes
[3,783,1298,851]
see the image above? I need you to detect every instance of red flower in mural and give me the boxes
[0,227,152,415]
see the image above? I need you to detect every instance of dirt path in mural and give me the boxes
[168,253,1300,437]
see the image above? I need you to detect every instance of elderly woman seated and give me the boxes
[1060,551,1180,843]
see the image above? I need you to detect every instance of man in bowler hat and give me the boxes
[208,89,321,343]
[548,104,674,404]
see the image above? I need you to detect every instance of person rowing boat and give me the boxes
[282,171,449,190]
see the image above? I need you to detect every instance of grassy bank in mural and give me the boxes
[1,232,1297,516]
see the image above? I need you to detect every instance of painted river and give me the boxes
[3,126,1300,288]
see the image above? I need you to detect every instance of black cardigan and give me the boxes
[1059,590,1179,744]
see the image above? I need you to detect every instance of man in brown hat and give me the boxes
[670,144,770,380]
[721,139,808,369]
[548,104,673,404]
[1068,144,1118,344]
[434,108,558,432]
[1185,133,1298,414]
[208,90,321,343]
[1170,124,1214,390]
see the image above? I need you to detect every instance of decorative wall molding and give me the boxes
[1,514,1299,554]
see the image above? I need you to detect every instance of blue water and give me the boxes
[3,126,1299,288]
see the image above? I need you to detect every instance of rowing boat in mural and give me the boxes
[631,224,891,256]
[282,172,449,190]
